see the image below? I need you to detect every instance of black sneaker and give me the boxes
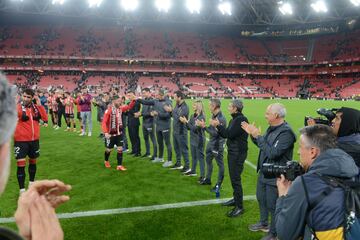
[199,178,211,185]
[210,184,221,192]
[198,177,205,183]
[185,171,197,176]
[180,167,191,174]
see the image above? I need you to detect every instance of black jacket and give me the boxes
[336,107,360,167]
[217,112,248,154]
[337,133,360,167]
[205,111,227,152]
[252,122,296,185]
[141,97,155,128]
[127,100,141,126]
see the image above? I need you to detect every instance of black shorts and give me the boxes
[14,140,40,160]
[66,113,75,119]
[105,135,123,149]
[77,112,82,120]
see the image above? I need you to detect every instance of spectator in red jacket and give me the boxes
[14,88,48,193]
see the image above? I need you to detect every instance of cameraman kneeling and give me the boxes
[275,125,358,240]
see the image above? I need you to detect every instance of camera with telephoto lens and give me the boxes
[262,161,304,181]
[304,108,337,126]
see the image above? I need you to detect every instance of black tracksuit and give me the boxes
[127,100,141,155]
[217,112,249,208]
[56,97,66,127]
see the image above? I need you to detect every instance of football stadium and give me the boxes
[0,0,359,240]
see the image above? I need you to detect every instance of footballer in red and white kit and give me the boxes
[102,93,136,171]
[51,92,59,129]
[14,88,48,193]
[64,92,76,131]
[48,92,56,127]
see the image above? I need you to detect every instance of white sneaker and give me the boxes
[19,188,26,195]
[152,158,164,163]
[88,132,92,137]
[55,126,60,130]
[29,181,34,187]
[79,132,85,136]
[162,161,173,168]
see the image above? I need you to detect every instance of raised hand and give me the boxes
[241,121,261,138]
[164,105,172,112]
[179,116,188,124]
[209,118,220,127]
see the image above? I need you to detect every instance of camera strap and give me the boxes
[301,175,334,240]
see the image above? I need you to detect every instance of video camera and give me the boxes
[304,108,338,126]
[262,161,304,181]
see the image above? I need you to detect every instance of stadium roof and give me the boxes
[0,0,359,27]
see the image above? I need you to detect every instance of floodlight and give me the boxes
[52,0,65,4]
[218,1,232,15]
[186,0,201,14]
[88,0,102,8]
[350,0,360,6]
[155,0,171,12]
[279,2,293,15]
[121,0,139,11]
[311,0,328,13]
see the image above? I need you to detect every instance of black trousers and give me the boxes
[228,151,247,208]
[57,108,67,127]
[128,123,141,154]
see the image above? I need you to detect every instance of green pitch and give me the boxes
[0,99,358,239]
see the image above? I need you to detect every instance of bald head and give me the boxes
[265,103,287,126]
[268,103,286,119]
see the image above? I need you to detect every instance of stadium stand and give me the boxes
[1,26,359,99]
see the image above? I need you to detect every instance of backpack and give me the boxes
[301,174,360,240]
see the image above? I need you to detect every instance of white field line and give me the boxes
[0,195,256,223]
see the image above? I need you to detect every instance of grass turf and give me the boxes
[0,99,358,239]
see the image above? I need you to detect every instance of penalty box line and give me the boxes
[0,195,256,223]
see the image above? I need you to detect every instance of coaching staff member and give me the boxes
[211,99,249,217]
[242,103,296,240]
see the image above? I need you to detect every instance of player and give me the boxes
[64,92,76,132]
[14,89,48,193]
[102,93,136,171]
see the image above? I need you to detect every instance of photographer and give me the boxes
[275,124,358,240]
[307,107,360,168]
[210,99,249,218]
[242,103,296,240]
[331,107,360,167]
